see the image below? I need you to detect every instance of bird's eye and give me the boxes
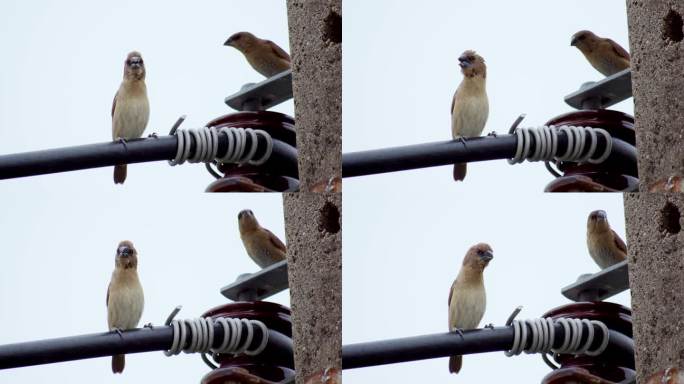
[477,249,484,256]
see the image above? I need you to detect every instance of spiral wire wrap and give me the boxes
[163,317,269,357]
[168,126,273,167]
[508,125,612,165]
[504,317,609,358]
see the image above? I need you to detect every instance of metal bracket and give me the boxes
[561,260,629,302]
[225,70,293,111]
[564,69,632,110]
[221,260,289,301]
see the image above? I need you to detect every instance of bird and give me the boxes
[571,30,630,76]
[587,210,627,269]
[448,243,493,374]
[112,51,150,184]
[224,32,291,78]
[106,240,144,374]
[238,209,287,268]
[451,50,489,181]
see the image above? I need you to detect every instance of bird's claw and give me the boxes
[454,328,465,339]
[147,132,158,139]
[484,323,495,330]
[487,131,498,137]
[144,323,154,329]
[112,328,124,338]
[117,138,129,150]
[457,137,469,149]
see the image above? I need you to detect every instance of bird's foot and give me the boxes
[112,328,124,338]
[487,131,498,137]
[117,138,129,150]
[454,328,465,339]
[147,132,158,139]
[484,323,495,330]
[144,322,154,329]
[457,137,469,149]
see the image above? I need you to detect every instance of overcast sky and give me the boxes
[0,1,291,383]
[343,0,631,382]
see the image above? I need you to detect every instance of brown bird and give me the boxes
[224,32,291,78]
[587,210,627,269]
[451,50,489,181]
[238,209,287,268]
[448,243,493,374]
[107,240,144,374]
[112,51,150,184]
[571,30,630,76]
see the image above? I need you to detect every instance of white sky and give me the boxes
[343,0,631,382]
[0,1,292,383]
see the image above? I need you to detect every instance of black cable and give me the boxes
[0,134,299,180]
[341,133,637,178]
[0,324,293,370]
[341,325,634,370]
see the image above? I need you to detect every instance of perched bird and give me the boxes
[451,50,489,181]
[107,240,144,374]
[224,32,291,78]
[448,243,493,374]
[112,51,150,184]
[587,210,627,269]
[238,209,287,268]
[571,30,630,76]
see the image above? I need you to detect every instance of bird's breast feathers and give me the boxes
[451,91,489,139]
[449,284,486,330]
[112,84,150,140]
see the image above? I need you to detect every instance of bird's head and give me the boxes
[224,32,258,52]
[124,51,146,80]
[463,243,493,270]
[458,50,486,78]
[587,210,610,232]
[238,209,259,233]
[115,240,138,269]
[571,30,599,51]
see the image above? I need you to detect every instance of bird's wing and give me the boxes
[266,40,291,62]
[607,38,630,61]
[106,283,110,307]
[612,230,628,254]
[448,280,456,306]
[111,92,118,117]
[451,93,455,115]
[266,229,287,253]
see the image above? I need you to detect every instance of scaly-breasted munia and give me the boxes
[106,240,144,373]
[571,30,630,76]
[587,210,627,269]
[112,51,150,184]
[238,209,286,268]
[224,32,291,78]
[451,50,489,181]
[448,243,493,374]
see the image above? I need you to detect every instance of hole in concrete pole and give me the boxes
[662,9,684,43]
[659,201,682,235]
[323,10,341,44]
[318,201,340,234]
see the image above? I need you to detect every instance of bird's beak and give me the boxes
[570,37,578,47]
[118,246,131,257]
[458,57,472,69]
[480,250,493,262]
[224,38,233,46]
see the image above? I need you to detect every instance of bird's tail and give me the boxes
[449,355,462,374]
[113,164,127,184]
[453,163,467,181]
[112,354,125,373]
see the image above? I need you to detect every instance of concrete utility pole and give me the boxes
[287,0,342,192]
[626,0,684,189]
[284,0,342,382]
[625,1,684,381]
